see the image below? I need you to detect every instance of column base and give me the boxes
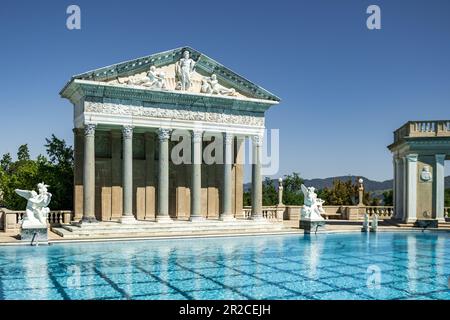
[80,216,98,224]
[219,215,236,222]
[190,216,206,222]
[156,215,173,223]
[250,214,264,221]
[120,215,137,224]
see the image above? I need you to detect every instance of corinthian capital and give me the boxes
[158,128,171,141]
[223,132,234,146]
[252,134,263,147]
[122,125,134,139]
[84,124,97,137]
[191,130,203,143]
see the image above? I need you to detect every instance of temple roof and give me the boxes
[60,46,280,104]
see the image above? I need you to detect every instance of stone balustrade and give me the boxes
[364,206,394,218]
[394,120,450,143]
[0,208,73,232]
[242,204,395,221]
[445,207,450,218]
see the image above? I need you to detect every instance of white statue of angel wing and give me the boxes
[15,189,34,200]
[301,184,309,197]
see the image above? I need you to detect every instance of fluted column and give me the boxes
[82,124,97,223]
[190,130,204,221]
[251,135,263,220]
[157,128,172,222]
[120,125,136,224]
[435,154,446,222]
[394,157,401,219]
[405,154,418,223]
[220,132,235,221]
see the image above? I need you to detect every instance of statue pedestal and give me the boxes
[299,219,326,234]
[21,225,48,245]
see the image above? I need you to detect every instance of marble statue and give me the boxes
[371,213,378,231]
[15,183,52,228]
[300,184,325,221]
[126,66,166,89]
[362,213,369,232]
[175,50,196,91]
[200,74,236,96]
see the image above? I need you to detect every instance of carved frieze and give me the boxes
[85,102,265,127]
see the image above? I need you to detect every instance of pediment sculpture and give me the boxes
[105,50,243,98]
[201,74,237,96]
[118,66,166,90]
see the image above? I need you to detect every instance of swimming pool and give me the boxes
[0,232,448,300]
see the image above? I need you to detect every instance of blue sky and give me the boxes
[0,0,449,181]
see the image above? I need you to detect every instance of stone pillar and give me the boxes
[73,128,84,221]
[190,130,204,221]
[120,125,136,224]
[157,128,172,222]
[393,157,403,219]
[251,135,263,220]
[435,154,446,222]
[402,157,407,222]
[82,124,97,223]
[220,132,235,221]
[405,154,418,223]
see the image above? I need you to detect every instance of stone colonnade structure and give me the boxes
[388,120,450,223]
[61,47,280,224]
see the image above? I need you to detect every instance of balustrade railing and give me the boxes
[242,206,283,221]
[394,120,450,143]
[365,206,394,218]
[444,207,450,218]
[2,210,73,231]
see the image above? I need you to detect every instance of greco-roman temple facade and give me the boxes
[60,47,280,229]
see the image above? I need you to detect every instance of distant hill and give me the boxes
[244,175,450,193]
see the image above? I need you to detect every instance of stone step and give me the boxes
[52,225,286,239]
[52,220,285,238]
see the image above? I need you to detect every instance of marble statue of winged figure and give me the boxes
[15,183,52,227]
[301,184,325,221]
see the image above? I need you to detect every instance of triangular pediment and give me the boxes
[64,47,280,102]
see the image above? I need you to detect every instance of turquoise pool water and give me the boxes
[0,232,449,300]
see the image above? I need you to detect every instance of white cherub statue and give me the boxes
[301,184,325,221]
[15,182,52,228]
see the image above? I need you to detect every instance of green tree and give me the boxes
[17,144,30,162]
[445,189,450,207]
[282,172,304,205]
[382,189,393,206]
[0,153,12,172]
[317,179,358,205]
[262,177,277,206]
[0,136,74,210]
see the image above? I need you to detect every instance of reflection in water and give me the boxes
[407,234,417,291]
[304,234,325,278]
[24,255,49,299]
